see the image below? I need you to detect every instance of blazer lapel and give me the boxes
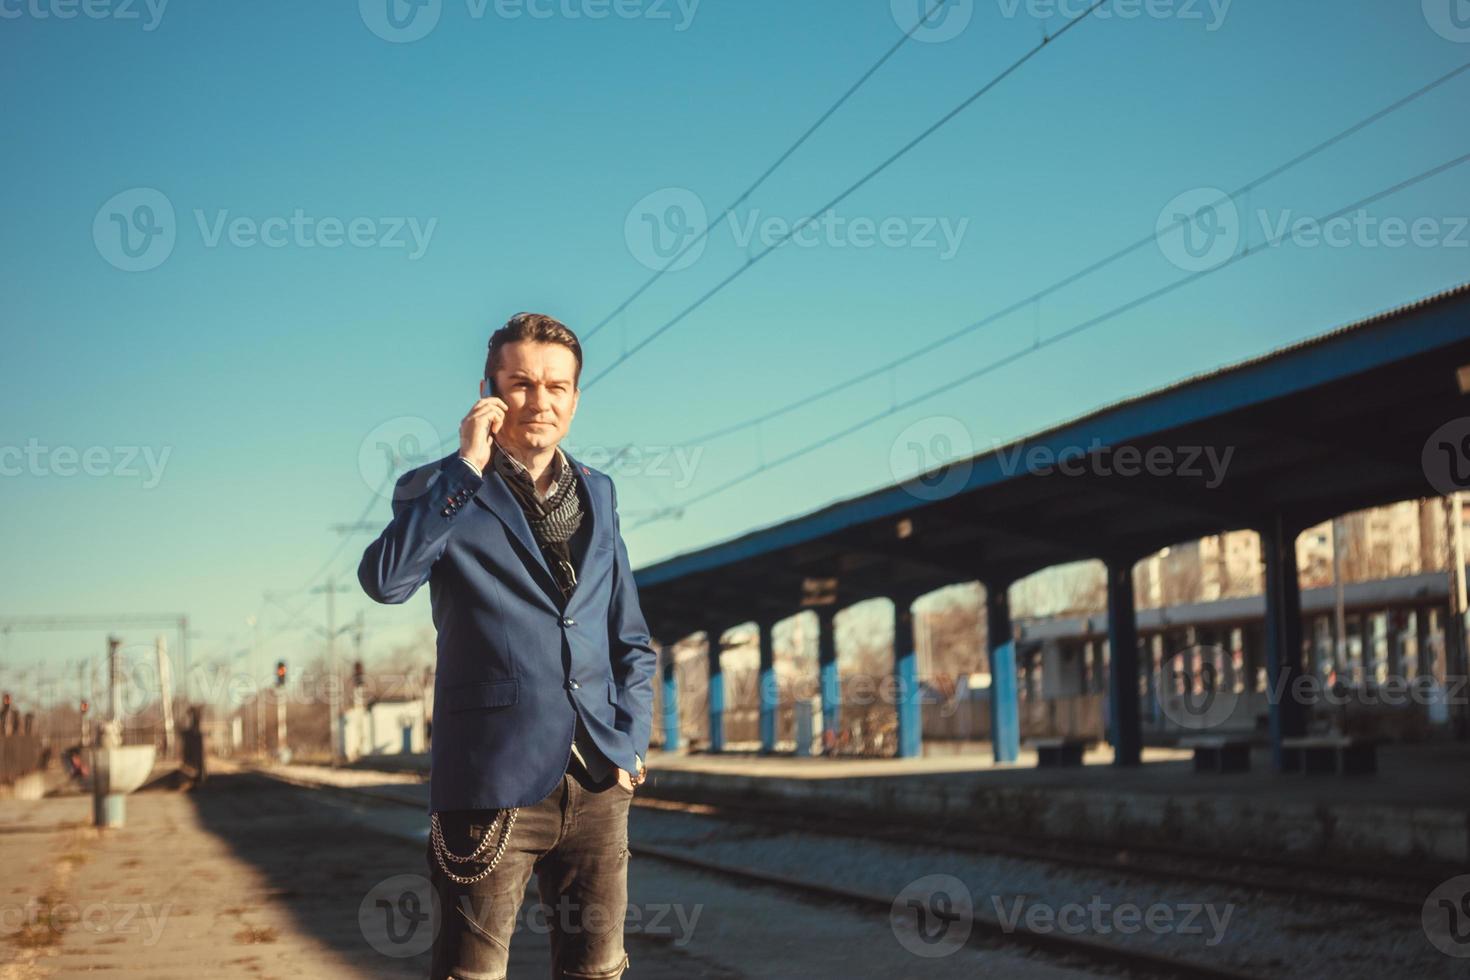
[566,449,621,621]
[563,448,598,583]
[471,455,563,604]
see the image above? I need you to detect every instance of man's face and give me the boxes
[490,340,580,455]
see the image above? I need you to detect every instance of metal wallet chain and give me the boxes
[430,807,520,885]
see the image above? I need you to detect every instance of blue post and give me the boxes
[990,641,1019,763]
[707,627,724,753]
[817,606,840,750]
[758,620,777,754]
[894,594,922,758]
[986,582,1019,764]
[660,644,681,751]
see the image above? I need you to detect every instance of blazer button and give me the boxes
[561,616,575,627]
[569,680,580,690]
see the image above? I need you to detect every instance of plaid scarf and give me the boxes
[491,443,584,601]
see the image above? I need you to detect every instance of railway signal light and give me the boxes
[276,661,287,687]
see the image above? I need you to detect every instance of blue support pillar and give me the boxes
[817,605,840,752]
[893,592,923,759]
[985,582,1019,764]
[706,626,724,753]
[660,642,680,752]
[758,619,777,754]
[1260,515,1307,770]
[1105,557,1142,766]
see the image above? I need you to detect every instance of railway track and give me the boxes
[630,794,1447,914]
[246,765,1326,979]
[250,764,1451,912]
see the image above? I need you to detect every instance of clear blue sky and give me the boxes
[2,1,1466,699]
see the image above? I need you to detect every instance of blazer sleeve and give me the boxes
[606,479,658,762]
[358,454,485,604]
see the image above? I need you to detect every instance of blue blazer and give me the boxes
[357,449,657,812]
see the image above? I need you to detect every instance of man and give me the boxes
[358,312,656,980]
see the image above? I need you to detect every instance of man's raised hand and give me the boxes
[459,392,506,472]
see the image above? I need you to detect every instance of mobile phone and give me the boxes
[479,377,499,450]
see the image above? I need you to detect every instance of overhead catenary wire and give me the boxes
[650,59,1470,449]
[580,0,1112,390]
[628,149,1470,530]
[251,470,396,649]
[580,0,958,345]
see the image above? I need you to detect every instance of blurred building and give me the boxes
[340,697,427,760]
[1133,498,1460,608]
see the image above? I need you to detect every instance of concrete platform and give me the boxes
[641,741,1470,866]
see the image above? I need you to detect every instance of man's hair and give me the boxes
[485,312,583,388]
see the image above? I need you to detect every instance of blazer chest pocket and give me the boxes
[443,678,518,713]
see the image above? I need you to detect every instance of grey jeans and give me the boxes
[426,759,633,980]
